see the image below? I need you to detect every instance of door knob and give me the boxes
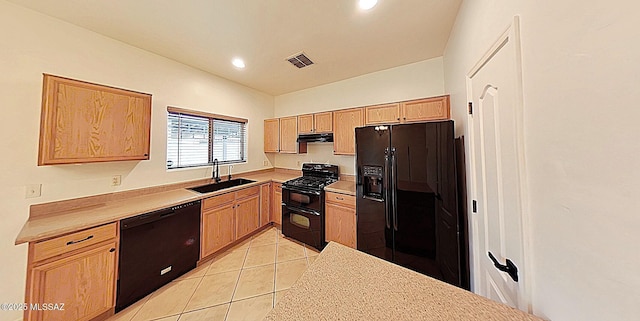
[488,251,519,282]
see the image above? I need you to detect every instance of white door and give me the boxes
[467,16,530,311]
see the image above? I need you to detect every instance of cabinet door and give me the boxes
[313,112,333,133]
[279,116,298,153]
[264,118,280,153]
[325,203,357,248]
[297,114,314,134]
[401,96,450,123]
[260,183,271,227]
[333,108,363,155]
[364,103,401,125]
[27,242,117,321]
[271,183,282,225]
[202,203,235,258]
[38,74,151,165]
[235,195,260,239]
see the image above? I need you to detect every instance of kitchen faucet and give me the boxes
[212,158,221,183]
[227,164,232,181]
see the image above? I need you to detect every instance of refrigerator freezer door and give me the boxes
[355,126,393,262]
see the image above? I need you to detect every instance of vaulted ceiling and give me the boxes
[8,0,462,95]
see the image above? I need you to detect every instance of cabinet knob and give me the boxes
[397,118,400,120]
[109,248,116,252]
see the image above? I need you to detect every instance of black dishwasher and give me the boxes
[116,201,201,312]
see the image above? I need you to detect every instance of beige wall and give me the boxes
[444,1,640,320]
[0,2,273,319]
[273,58,445,174]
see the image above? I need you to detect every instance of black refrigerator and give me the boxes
[356,120,465,288]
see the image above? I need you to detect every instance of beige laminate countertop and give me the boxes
[15,171,300,245]
[265,242,542,321]
[325,180,356,196]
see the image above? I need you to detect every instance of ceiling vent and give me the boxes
[286,52,314,68]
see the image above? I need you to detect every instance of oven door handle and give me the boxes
[285,206,321,216]
[282,186,321,195]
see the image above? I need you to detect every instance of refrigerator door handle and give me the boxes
[391,147,398,231]
[384,148,391,229]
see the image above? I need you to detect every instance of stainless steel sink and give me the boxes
[188,178,256,194]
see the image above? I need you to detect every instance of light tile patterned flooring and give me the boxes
[108,226,319,321]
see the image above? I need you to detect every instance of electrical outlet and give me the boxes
[25,184,42,198]
[297,161,301,166]
[111,175,122,186]
[263,160,269,166]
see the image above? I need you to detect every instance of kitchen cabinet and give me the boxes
[25,223,118,321]
[279,116,298,153]
[38,74,151,165]
[260,183,271,227]
[298,112,333,134]
[364,103,401,125]
[235,186,260,240]
[271,183,283,225]
[401,96,450,123]
[333,108,363,155]
[264,118,280,153]
[202,185,261,258]
[364,96,450,125]
[201,193,236,258]
[325,191,357,248]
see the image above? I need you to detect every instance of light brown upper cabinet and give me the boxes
[298,112,333,134]
[279,116,298,153]
[333,108,363,155]
[264,118,280,153]
[38,74,151,165]
[364,96,450,125]
[364,103,401,125]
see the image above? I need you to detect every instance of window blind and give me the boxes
[167,109,247,169]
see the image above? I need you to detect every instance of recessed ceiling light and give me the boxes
[232,58,245,69]
[358,0,378,10]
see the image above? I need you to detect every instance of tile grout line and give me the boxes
[223,238,252,321]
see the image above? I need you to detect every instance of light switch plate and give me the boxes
[25,184,42,198]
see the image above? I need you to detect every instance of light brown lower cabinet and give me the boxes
[201,200,235,258]
[271,183,282,225]
[235,194,260,240]
[260,183,271,227]
[201,185,261,259]
[325,191,357,249]
[25,223,118,321]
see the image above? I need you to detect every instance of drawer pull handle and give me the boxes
[336,197,344,200]
[109,248,116,253]
[66,235,93,245]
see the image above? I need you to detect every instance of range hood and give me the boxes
[297,133,334,143]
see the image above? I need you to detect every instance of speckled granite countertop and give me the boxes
[325,180,356,196]
[264,242,543,321]
[15,170,300,244]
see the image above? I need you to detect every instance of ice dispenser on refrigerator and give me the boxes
[362,165,384,201]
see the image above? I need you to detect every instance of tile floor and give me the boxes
[108,226,319,321]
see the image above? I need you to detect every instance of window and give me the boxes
[167,107,247,169]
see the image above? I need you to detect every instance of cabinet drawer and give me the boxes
[203,192,235,210]
[32,223,117,262]
[325,192,356,208]
[236,186,260,199]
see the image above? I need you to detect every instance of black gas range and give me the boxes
[282,163,339,250]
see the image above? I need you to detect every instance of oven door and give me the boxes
[282,205,324,251]
[281,186,322,213]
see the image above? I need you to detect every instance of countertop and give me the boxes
[325,180,356,196]
[264,242,542,321]
[15,170,356,245]
[15,171,300,245]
